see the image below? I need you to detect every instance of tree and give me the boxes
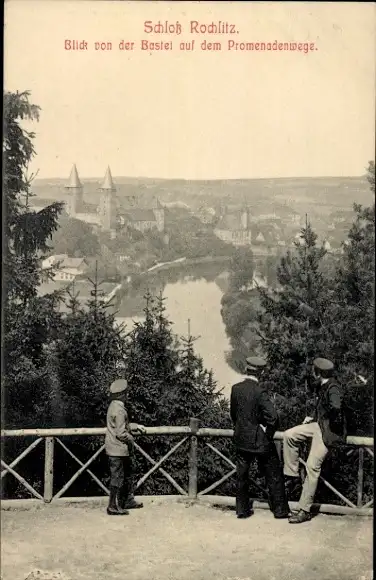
[366,160,375,194]
[174,325,223,424]
[328,202,375,378]
[323,162,375,436]
[220,247,262,371]
[227,247,255,291]
[257,222,333,427]
[124,292,181,426]
[3,91,64,429]
[85,256,121,283]
[50,216,100,257]
[51,280,128,428]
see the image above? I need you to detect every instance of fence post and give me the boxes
[44,437,55,503]
[188,418,199,499]
[357,447,364,508]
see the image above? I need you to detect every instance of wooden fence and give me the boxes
[1,419,373,516]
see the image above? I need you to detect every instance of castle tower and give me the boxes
[65,164,83,216]
[153,198,165,232]
[240,205,248,230]
[98,166,117,230]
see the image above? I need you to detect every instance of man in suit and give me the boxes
[230,356,290,519]
[283,357,347,524]
[105,379,146,515]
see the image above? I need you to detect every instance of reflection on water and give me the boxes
[115,263,243,398]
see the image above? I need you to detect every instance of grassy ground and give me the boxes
[1,498,373,580]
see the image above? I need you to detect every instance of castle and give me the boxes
[65,164,165,233]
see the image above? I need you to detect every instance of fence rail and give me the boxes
[1,420,373,516]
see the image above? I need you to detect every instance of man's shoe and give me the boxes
[122,499,144,510]
[288,509,311,524]
[274,512,291,519]
[237,509,254,519]
[106,506,129,516]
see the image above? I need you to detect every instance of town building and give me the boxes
[214,207,282,248]
[41,254,88,281]
[214,208,252,246]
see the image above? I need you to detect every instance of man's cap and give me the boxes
[246,356,267,370]
[313,358,334,372]
[110,379,128,394]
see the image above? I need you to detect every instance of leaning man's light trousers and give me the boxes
[283,422,328,513]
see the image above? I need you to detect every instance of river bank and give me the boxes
[107,255,233,303]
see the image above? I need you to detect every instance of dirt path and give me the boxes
[1,499,372,580]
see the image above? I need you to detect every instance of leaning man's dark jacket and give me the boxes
[313,378,347,448]
[230,378,279,454]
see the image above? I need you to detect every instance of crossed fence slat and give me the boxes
[134,438,188,495]
[54,445,105,499]
[55,438,110,496]
[1,438,43,479]
[198,441,268,497]
[363,498,373,508]
[1,459,43,500]
[298,457,357,509]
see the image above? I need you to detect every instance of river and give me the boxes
[114,262,243,398]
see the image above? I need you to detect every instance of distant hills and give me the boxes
[30,175,373,217]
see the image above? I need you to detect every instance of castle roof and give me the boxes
[119,194,161,211]
[66,164,82,189]
[215,212,244,231]
[99,166,116,191]
[122,209,156,222]
[44,255,87,269]
[251,225,277,245]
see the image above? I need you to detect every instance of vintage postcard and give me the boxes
[2,1,375,579]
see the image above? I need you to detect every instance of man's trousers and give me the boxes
[108,455,135,503]
[283,422,328,513]
[236,443,289,517]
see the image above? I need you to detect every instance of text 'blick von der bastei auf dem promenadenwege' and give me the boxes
[64,20,319,53]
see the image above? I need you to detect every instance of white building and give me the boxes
[42,254,88,282]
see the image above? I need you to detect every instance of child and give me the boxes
[105,378,146,515]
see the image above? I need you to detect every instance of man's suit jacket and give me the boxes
[314,378,347,447]
[230,378,279,454]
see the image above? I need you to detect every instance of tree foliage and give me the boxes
[50,215,100,258]
[220,247,261,372]
[3,91,64,429]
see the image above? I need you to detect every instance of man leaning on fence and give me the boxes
[230,356,290,520]
[283,357,347,524]
[105,379,146,516]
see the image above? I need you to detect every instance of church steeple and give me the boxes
[99,166,116,191]
[65,164,83,216]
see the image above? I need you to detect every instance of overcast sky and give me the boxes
[5,1,376,180]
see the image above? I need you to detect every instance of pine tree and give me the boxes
[123,291,179,425]
[175,322,223,424]
[51,275,128,428]
[3,91,64,428]
[257,220,333,427]
[324,163,375,436]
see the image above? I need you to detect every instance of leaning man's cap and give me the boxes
[246,356,267,369]
[110,379,128,394]
[313,358,334,371]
